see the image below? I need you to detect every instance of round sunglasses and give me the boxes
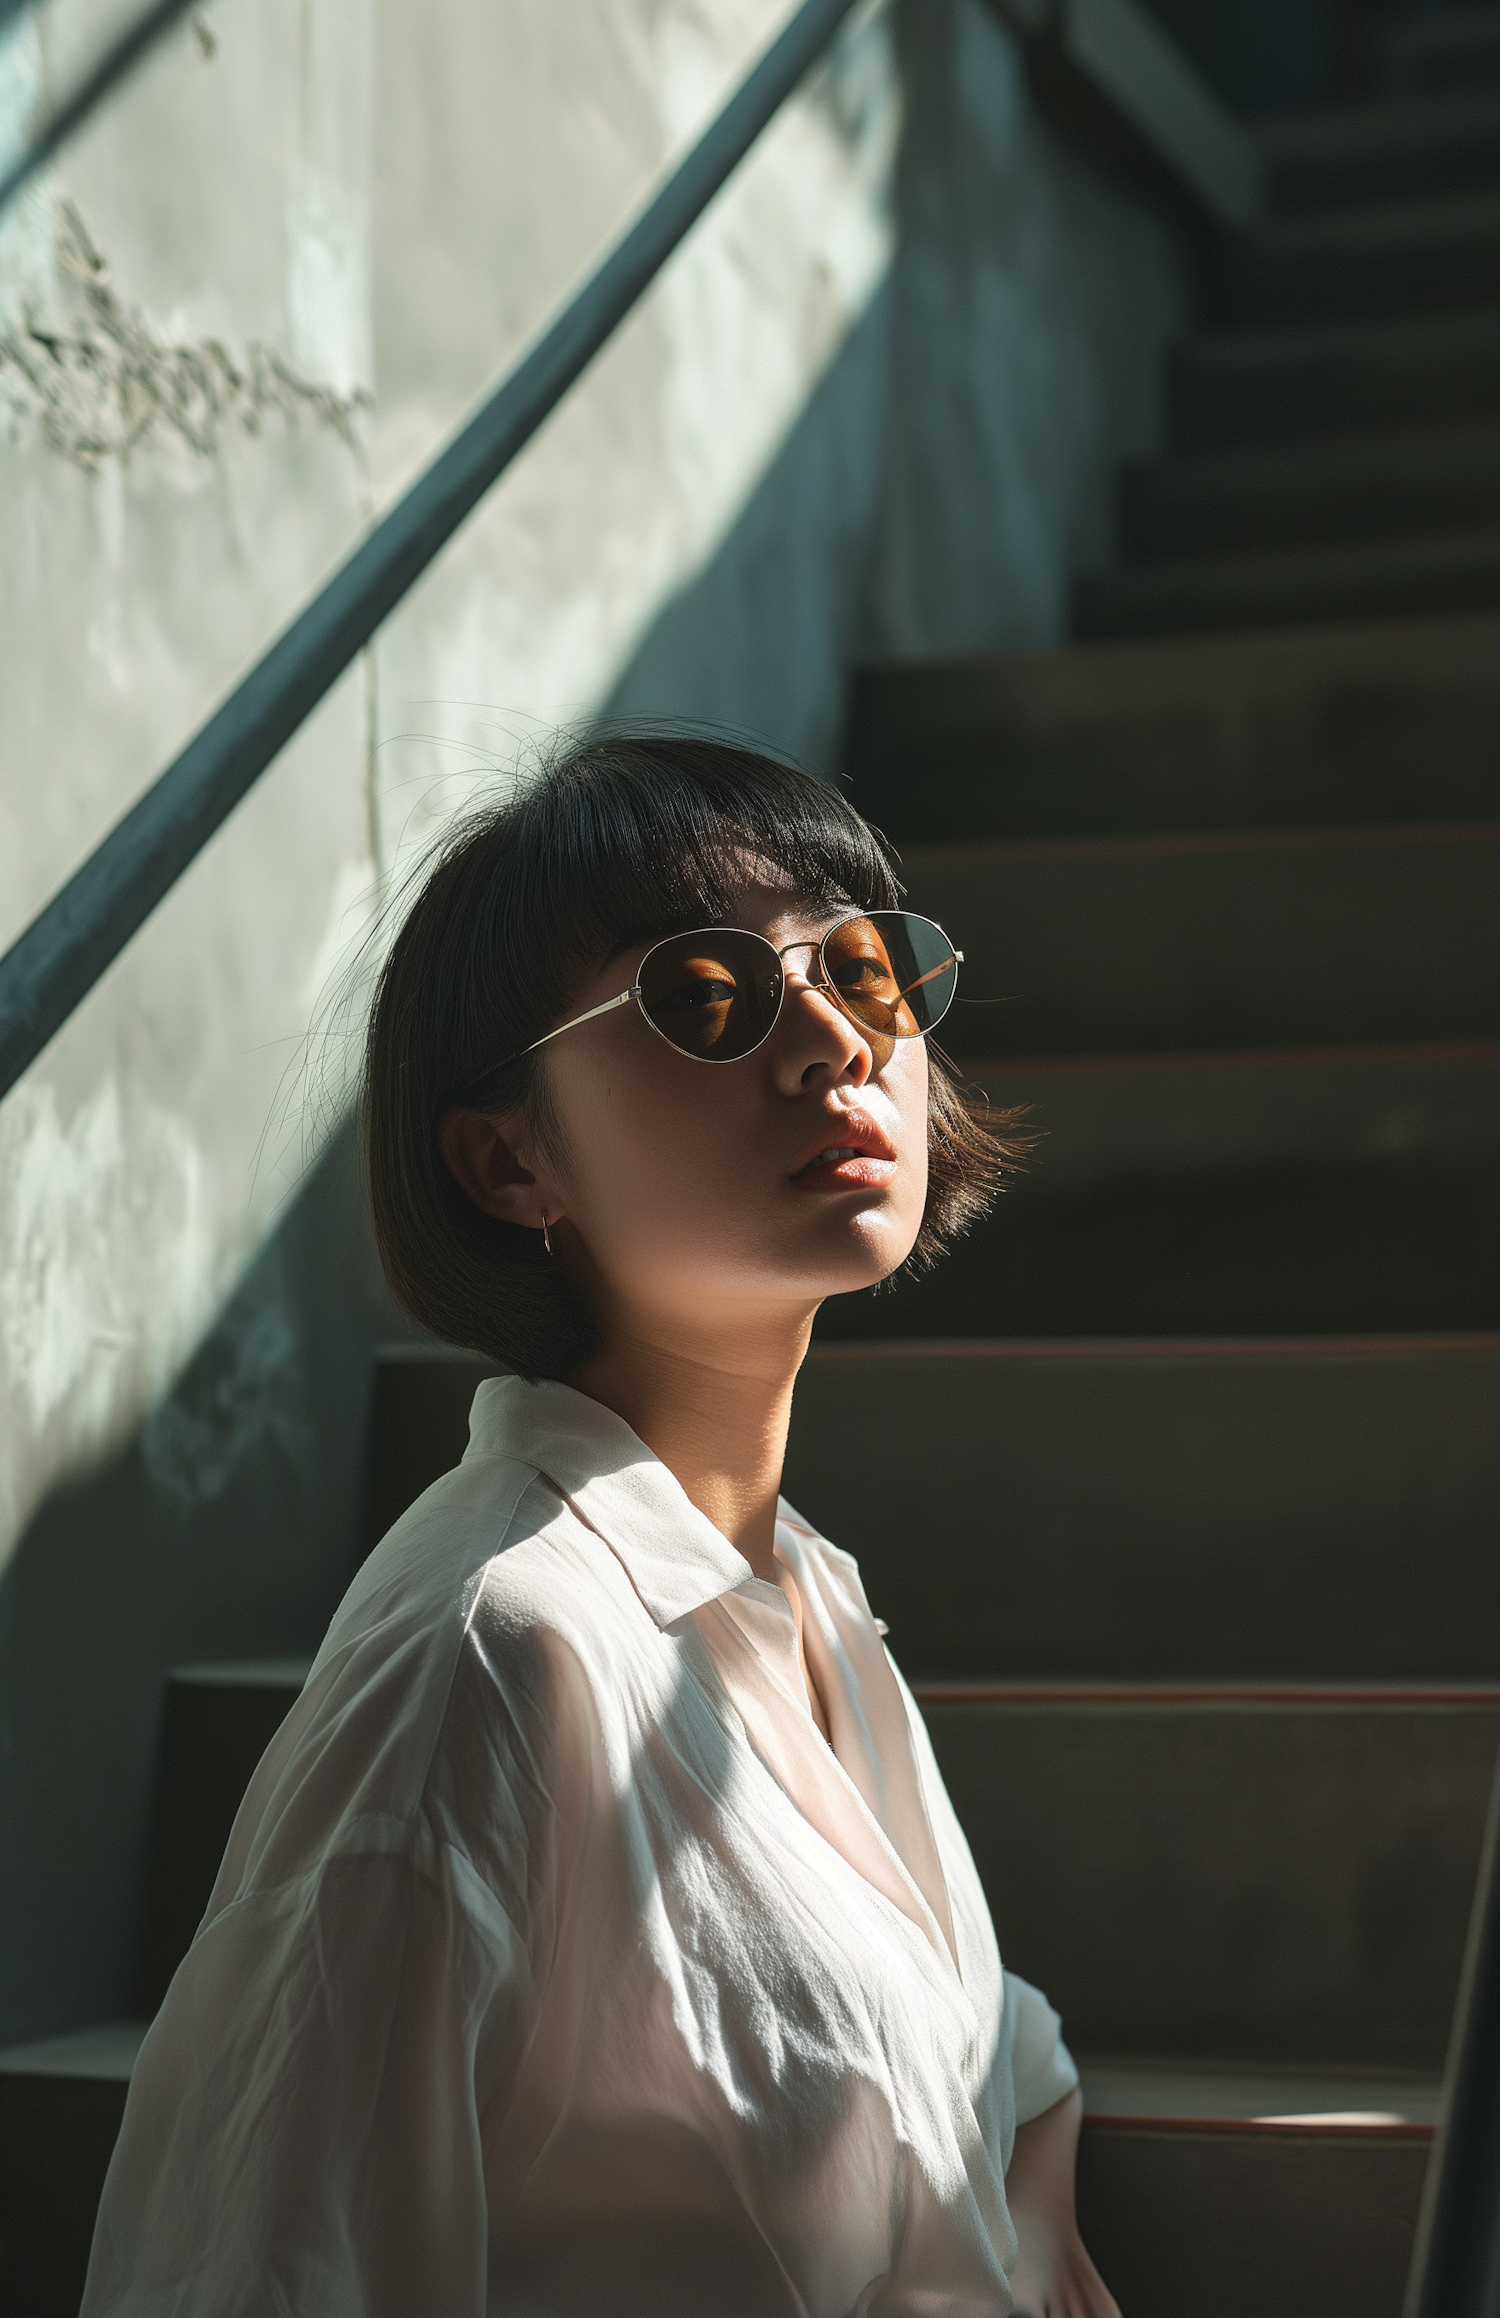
[488,911,963,1078]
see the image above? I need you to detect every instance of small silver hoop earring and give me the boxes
[542,1214,553,1256]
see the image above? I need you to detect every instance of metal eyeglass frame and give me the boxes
[511,911,963,1067]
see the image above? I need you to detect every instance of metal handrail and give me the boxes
[0,0,204,218]
[1405,1745,1500,2318]
[0,0,862,1102]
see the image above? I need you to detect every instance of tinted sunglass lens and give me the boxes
[638,931,783,1059]
[823,913,958,1037]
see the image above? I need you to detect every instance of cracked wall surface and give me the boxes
[0,0,1188,2040]
[0,201,369,468]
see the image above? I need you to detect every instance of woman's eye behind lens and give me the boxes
[667,978,738,1011]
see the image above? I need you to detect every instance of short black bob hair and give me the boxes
[363,733,1018,1380]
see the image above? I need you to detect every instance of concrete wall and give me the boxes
[370,0,1186,831]
[0,0,1188,2040]
[0,0,385,2045]
[364,0,899,868]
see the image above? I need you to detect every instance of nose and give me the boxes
[769,963,884,1092]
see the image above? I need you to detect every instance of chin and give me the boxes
[802,1213,920,1300]
[817,1258,907,1303]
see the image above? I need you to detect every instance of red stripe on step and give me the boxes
[1081,2112,1435,2141]
[908,1696,1500,1715]
[804,1332,1500,1362]
[956,1038,1500,1077]
[913,1683,1500,1708]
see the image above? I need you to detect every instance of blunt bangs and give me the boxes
[363,732,1019,1379]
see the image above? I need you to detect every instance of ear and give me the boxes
[438,1107,556,1230]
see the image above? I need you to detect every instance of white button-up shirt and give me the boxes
[84,1378,1076,2317]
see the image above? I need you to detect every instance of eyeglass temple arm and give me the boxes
[522,985,637,1057]
[895,954,962,999]
[796,939,963,1000]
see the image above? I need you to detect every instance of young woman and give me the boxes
[85,737,1120,2318]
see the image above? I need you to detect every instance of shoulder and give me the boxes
[240,1455,656,1878]
[330,1444,646,1670]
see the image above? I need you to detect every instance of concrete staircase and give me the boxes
[821,6,1500,2307]
[6,8,1500,2312]
[1069,9,1500,641]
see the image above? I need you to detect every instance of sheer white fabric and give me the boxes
[83,1378,1077,2317]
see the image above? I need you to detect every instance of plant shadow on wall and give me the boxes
[0,0,1187,2043]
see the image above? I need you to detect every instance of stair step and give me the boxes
[901,827,1500,1057]
[137,1660,310,2010]
[1076,2106,1431,2318]
[1378,7,1500,93]
[1077,523,1500,640]
[848,614,1500,841]
[0,2022,145,2318]
[1211,189,1500,328]
[0,2041,1443,2318]
[813,1043,1500,1339]
[1079,2055,1442,2125]
[914,1683,1498,2068]
[1257,85,1500,211]
[1077,2059,1440,2316]
[1120,421,1500,560]
[779,1336,1500,1681]
[1174,308,1500,451]
[365,1342,500,1554]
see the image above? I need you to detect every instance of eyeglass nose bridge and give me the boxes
[773,934,902,1059]
[774,936,873,1032]
[774,934,829,994]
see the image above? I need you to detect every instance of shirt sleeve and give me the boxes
[79,1589,563,2318]
[1006,1969,1080,2128]
[81,1830,532,2318]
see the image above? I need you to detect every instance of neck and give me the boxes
[570,1305,815,1580]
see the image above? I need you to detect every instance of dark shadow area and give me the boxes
[816,1152,1500,1341]
[1139,0,1434,113]
[1142,0,1334,112]
[0,1118,405,2045]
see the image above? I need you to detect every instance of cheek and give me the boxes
[548,1046,750,1240]
[545,1030,934,1294]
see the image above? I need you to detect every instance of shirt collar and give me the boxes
[464,1375,754,1628]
